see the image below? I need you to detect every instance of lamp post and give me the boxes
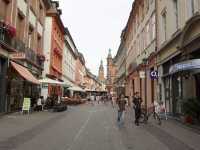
[142,58,148,113]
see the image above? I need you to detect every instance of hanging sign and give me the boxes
[139,71,145,78]
[150,70,159,79]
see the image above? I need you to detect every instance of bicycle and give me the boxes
[139,105,162,125]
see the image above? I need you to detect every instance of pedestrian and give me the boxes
[41,96,44,111]
[117,94,127,125]
[36,96,43,112]
[111,95,115,107]
[132,92,142,126]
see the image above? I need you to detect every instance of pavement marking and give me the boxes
[66,111,93,150]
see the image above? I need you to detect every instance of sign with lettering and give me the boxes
[22,97,31,111]
[10,52,25,59]
[150,70,159,79]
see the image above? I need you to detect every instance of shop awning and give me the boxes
[39,77,67,86]
[68,86,85,92]
[11,61,40,84]
[169,59,200,74]
[62,78,73,87]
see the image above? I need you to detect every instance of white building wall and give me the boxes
[41,17,53,99]
[43,17,52,76]
[62,42,76,82]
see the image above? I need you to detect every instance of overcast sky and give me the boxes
[58,0,134,75]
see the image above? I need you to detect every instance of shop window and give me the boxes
[164,78,170,100]
[177,76,182,98]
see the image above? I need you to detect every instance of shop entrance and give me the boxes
[172,75,182,116]
[195,73,200,99]
[0,58,7,113]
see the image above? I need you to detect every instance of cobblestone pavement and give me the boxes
[0,103,199,150]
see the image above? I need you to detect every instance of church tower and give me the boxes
[98,60,105,82]
[107,49,112,84]
[106,49,116,94]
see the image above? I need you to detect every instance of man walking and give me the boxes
[117,94,126,125]
[132,92,142,126]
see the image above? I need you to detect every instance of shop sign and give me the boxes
[139,71,145,78]
[150,70,159,79]
[22,97,31,111]
[10,52,25,59]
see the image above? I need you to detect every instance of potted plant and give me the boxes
[182,98,200,124]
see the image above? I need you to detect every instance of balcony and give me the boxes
[26,48,44,69]
[0,26,16,52]
[0,21,44,69]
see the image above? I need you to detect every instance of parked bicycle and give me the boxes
[139,103,162,125]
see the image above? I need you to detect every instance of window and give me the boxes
[39,3,44,23]
[151,14,156,40]
[161,10,167,42]
[37,35,42,53]
[16,13,25,40]
[28,26,34,49]
[146,23,150,45]
[0,0,9,21]
[146,0,149,13]
[173,0,178,30]
[187,0,195,18]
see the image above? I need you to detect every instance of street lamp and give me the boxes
[142,58,148,113]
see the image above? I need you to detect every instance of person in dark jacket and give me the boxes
[132,92,142,126]
[117,94,127,125]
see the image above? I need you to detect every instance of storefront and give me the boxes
[160,14,200,116]
[7,61,40,112]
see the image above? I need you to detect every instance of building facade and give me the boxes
[62,28,77,84]
[157,0,200,115]
[106,49,116,94]
[114,0,157,108]
[75,52,86,88]
[113,33,127,97]
[84,69,101,91]
[0,0,50,113]
[42,1,65,98]
[62,28,77,97]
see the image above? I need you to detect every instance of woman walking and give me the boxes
[117,94,127,125]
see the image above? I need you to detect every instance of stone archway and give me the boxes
[179,13,200,54]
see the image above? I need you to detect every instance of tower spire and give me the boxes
[107,49,112,58]
[98,60,105,82]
